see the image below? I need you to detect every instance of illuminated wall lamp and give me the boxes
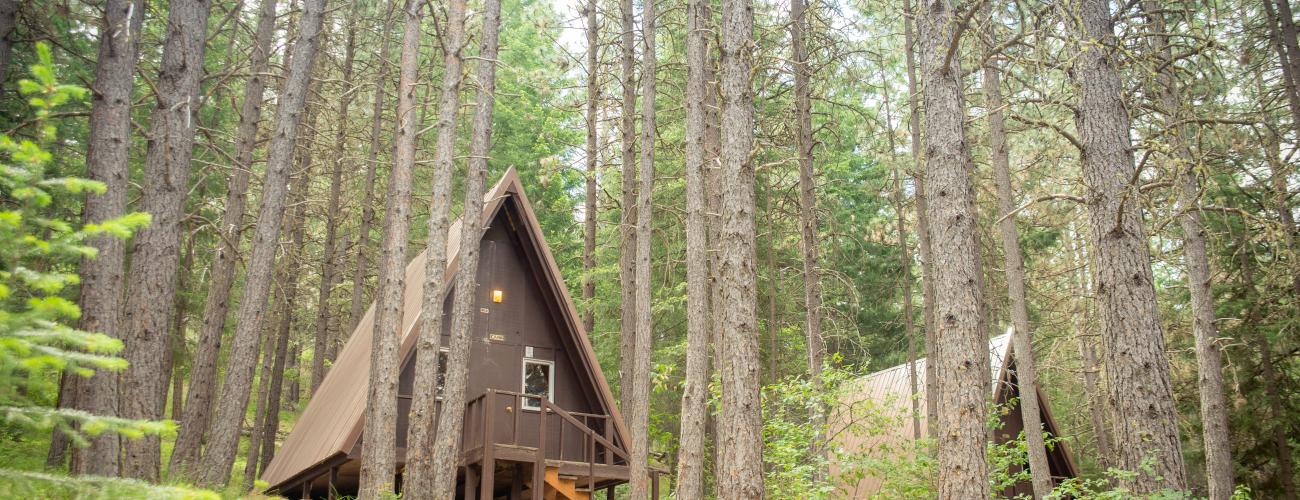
[492,289,504,303]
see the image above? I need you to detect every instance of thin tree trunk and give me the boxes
[162,228,196,420]
[195,0,326,486]
[1068,224,1113,469]
[356,0,421,494]
[985,47,1053,498]
[617,0,639,412]
[917,0,989,494]
[263,167,318,472]
[717,0,763,495]
[582,0,599,334]
[1238,238,1297,499]
[428,1,501,495]
[790,0,822,382]
[45,373,75,469]
[312,16,358,394]
[1067,0,1188,489]
[674,0,711,494]
[1264,0,1300,140]
[878,61,921,441]
[401,0,467,493]
[0,0,16,86]
[243,307,276,489]
[120,0,212,480]
[1141,4,1233,496]
[171,0,278,475]
[902,0,938,439]
[767,183,778,381]
[628,0,657,494]
[72,0,145,477]
[1276,0,1300,100]
[346,5,396,338]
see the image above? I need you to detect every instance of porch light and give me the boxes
[492,289,504,303]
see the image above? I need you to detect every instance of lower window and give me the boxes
[522,358,554,410]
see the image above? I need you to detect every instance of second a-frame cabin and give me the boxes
[832,334,1078,498]
[260,169,634,499]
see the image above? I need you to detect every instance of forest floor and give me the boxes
[0,406,304,499]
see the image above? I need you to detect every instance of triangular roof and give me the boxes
[260,168,629,489]
[832,334,1078,496]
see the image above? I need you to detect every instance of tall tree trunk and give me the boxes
[582,0,599,334]
[617,0,639,412]
[71,0,145,477]
[1067,0,1188,490]
[1264,0,1300,141]
[717,0,763,496]
[1140,4,1234,497]
[46,373,75,469]
[162,227,196,420]
[674,0,711,495]
[429,1,501,495]
[1068,230,1113,469]
[0,0,16,86]
[628,0,657,495]
[902,0,938,439]
[918,0,989,495]
[401,0,467,493]
[346,5,396,337]
[248,166,311,488]
[790,0,822,381]
[1275,0,1300,100]
[356,0,421,494]
[120,0,212,480]
[171,0,278,475]
[312,17,358,394]
[243,306,276,489]
[985,47,1053,497]
[196,0,326,486]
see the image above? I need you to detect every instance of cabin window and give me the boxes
[521,358,554,410]
[435,348,449,399]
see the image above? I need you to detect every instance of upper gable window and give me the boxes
[521,358,554,411]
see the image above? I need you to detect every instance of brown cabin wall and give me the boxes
[395,205,601,459]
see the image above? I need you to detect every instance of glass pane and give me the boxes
[436,350,448,398]
[523,361,551,408]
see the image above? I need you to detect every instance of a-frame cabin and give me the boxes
[261,169,635,499]
[832,334,1078,498]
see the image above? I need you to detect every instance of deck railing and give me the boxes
[461,389,629,495]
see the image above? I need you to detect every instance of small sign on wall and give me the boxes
[488,333,506,343]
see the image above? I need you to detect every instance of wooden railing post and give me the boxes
[481,389,496,499]
[604,418,614,465]
[533,401,547,500]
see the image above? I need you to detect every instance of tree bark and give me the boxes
[617,0,639,413]
[674,0,711,495]
[312,16,358,394]
[71,0,145,477]
[1067,0,1188,490]
[1264,0,1300,141]
[917,0,990,494]
[628,0,657,495]
[170,0,278,476]
[902,0,938,440]
[356,0,421,495]
[346,5,396,339]
[428,1,501,495]
[401,0,467,493]
[196,0,327,486]
[717,0,763,496]
[985,49,1053,497]
[582,0,599,334]
[1140,3,1234,497]
[120,0,212,480]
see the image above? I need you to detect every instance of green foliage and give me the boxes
[0,43,165,454]
[0,469,219,499]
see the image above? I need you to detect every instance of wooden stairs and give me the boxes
[527,465,590,500]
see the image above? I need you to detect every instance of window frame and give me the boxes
[520,357,555,411]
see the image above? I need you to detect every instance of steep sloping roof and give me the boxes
[260,168,628,489]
